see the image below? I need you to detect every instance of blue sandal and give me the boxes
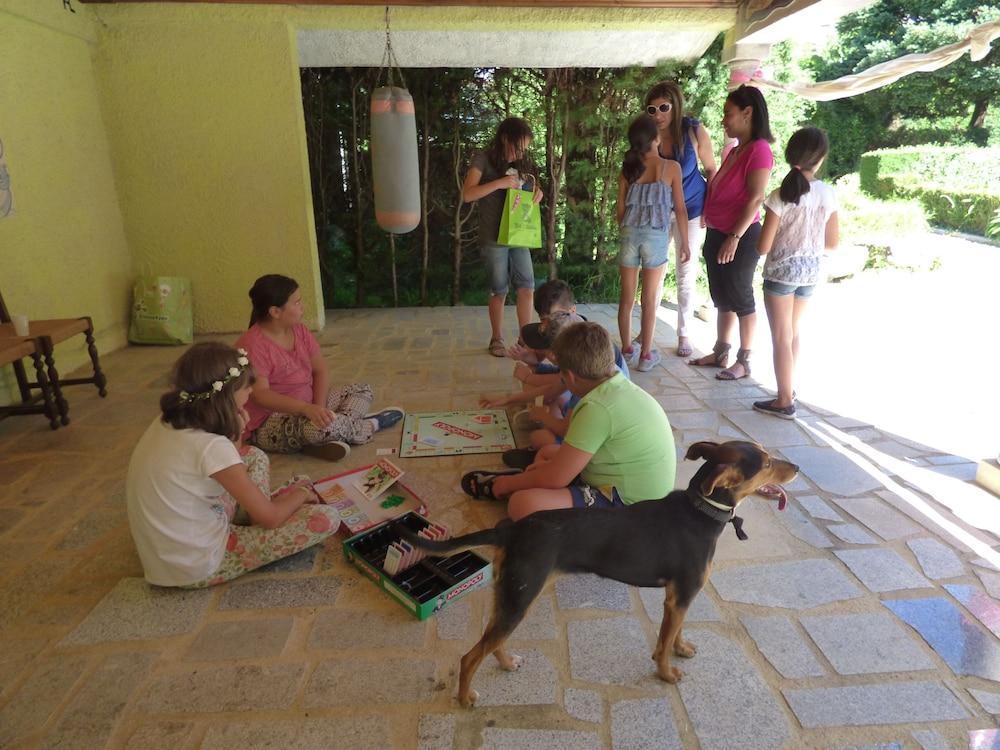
[460,469,521,501]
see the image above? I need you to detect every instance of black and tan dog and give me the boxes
[401,440,798,708]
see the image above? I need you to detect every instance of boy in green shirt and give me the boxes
[485,322,675,520]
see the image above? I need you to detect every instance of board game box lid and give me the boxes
[313,463,426,535]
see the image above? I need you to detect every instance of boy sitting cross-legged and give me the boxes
[463,321,676,521]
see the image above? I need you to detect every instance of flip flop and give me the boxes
[488,337,506,357]
[460,469,522,501]
[676,339,693,358]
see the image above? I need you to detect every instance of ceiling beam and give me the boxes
[79,0,738,8]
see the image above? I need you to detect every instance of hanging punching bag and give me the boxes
[371,86,420,234]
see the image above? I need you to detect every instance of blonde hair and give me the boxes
[552,322,616,380]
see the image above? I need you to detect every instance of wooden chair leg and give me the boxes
[82,317,107,397]
[29,350,59,430]
[40,337,70,426]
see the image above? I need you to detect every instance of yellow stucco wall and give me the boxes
[0,0,132,399]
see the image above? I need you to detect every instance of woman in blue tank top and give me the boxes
[644,81,718,358]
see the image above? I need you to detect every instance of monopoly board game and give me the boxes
[399,409,515,458]
[312,463,426,535]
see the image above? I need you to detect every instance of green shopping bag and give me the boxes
[128,275,194,345]
[497,182,542,248]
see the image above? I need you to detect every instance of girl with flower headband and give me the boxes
[126,342,340,587]
[236,275,403,460]
[754,127,838,420]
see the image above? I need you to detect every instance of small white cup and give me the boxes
[11,314,29,337]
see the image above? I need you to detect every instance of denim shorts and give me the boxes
[568,483,624,509]
[481,242,535,296]
[619,226,669,270]
[763,279,816,298]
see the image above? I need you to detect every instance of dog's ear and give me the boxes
[686,441,721,461]
[700,463,744,495]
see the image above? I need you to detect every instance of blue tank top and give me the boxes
[662,116,707,220]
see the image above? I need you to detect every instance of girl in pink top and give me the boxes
[236,275,403,461]
[690,85,775,381]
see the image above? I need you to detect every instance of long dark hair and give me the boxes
[622,116,659,184]
[248,274,298,328]
[726,85,774,144]
[160,342,255,442]
[644,80,684,158]
[779,127,829,205]
[486,117,534,175]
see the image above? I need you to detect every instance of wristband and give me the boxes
[728,232,742,240]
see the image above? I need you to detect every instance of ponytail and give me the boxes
[622,115,659,185]
[778,127,829,205]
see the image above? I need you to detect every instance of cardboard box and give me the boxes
[342,512,492,620]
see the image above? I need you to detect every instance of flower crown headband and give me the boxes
[179,349,250,403]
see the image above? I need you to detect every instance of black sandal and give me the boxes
[460,469,521,501]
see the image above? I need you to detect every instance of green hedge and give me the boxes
[859,147,1000,235]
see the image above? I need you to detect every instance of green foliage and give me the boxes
[808,0,1000,177]
[859,146,1000,234]
[835,173,929,245]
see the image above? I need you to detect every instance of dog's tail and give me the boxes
[398,522,508,556]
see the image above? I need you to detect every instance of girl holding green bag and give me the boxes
[462,117,543,357]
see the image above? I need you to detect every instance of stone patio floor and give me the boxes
[1,303,999,750]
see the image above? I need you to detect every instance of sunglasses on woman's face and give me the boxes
[646,103,673,115]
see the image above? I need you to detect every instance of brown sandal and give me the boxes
[488,337,506,357]
[717,348,751,380]
[689,341,730,368]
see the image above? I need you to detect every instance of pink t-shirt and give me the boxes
[703,139,774,234]
[235,323,320,433]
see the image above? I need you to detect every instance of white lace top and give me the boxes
[762,180,838,285]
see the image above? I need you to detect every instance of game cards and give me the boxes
[354,458,404,500]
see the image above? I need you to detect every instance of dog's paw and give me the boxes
[673,639,697,658]
[459,689,479,708]
[657,665,684,683]
[501,654,523,672]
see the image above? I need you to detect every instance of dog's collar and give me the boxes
[690,491,748,541]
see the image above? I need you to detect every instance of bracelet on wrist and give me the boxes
[729,232,742,240]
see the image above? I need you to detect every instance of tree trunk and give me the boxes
[420,82,431,305]
[969,97,988,130]
[349,71,366,306]
[450,120,474,306]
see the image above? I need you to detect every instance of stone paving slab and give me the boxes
[639,586,722,623]
[611,697,682,750]
[772,502,833,548]
[968,729,1000,747]
[883,597,1000,682]
[740,615,826,678]
[969,688,1000,715]
[565,688,602,723]
[308,608,428,650]
[217,575,342,610]
[185,618,293,661]
[124,721,194,750]
[303,657,437,706]
[61,577,212,645]
[139,663,304,713]
[910,730,951,750]
[827,496,922,540]
[480,728,601,750]
[474,648,557,706]
[907,538,965,579]
[783,681,969,727]
[677,629,790,750]
[781,446,884,496]
[568,616,658,687]
[555,573,632,611]
[977,568,1000,598]
[725,410,814,448]
[713,558,864,609]
[485,593,558,641]
[40,652,157,750]
[436,595,471,641]
[418,715,456,750]
[827,524,877,544]
[943,584,1000,638]
[0,655,89,748]
[797,494,843,522]
[834,549,932,592]
[800,613,935,674]
[831,745,902,750]
[201,717,391,750]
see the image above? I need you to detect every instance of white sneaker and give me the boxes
[636,350,662,372]
[622,346,640,369]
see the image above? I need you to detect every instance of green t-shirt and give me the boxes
[564,372,675,504]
